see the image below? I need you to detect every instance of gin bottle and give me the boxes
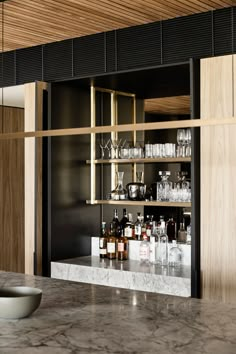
[169,240,182,267]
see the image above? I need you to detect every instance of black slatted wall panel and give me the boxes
[0,51,15,87]
[43,40,73,81]
[213,7,233,56]
[233,6,236,53]
[163,12,212,64]
[106,30,116,72]
[73,33,105,77]
[16,45,42,84]
[117,22,161,71]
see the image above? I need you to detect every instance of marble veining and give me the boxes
[0,271,236,353]
[51,256,191,297]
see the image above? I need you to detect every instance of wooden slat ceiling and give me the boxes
[0,0,234,52]
[144,96,190,115]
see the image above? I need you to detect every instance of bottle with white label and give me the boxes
[99,221,108,258]
[124,213,134,238]
[135,212,142,240]
[117,232,128,261]
[107,222,116,259]
[139,234,150,263]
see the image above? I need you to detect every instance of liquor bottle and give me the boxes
[149,229,158,264]
[124,213,134,239]
[157,215,165,235]
[156,227,168,266]
[120,208,129,233]
[146,215,154,238]
[117,231,128,261]
[139,234,150,263]
[177,222,187,243]
[169,240,182,267]
[166,216,176,242]
[99,221,108,258]
[111,208,122,237]
[140,216,147,240]
[107,222,116,259]
[134,212,142,240]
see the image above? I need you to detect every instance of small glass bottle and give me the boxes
[117,231,128,261]
[166,217,176,242]
[169,240,182,267]
[134,212,142,240]
[146,215,154,238]
[99,221,108,258]
[107,222,116,259]
[178,222,187,243]
[149,230,158,264]
[139,234,150,263]
[157,215,165,236]
[156,228,168,267]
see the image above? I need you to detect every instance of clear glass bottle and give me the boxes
[169,240,182,267]
[157,215,165,236]
[156,227,168,266]
[166,216,176,242]
[177,222,187,243]
[157,171,172,201]
[139,234,150,263]
[134,212,142,240]
[186,223,191,245]
[111,171,127,200]
[99,221,108,258]
[149,230,158,264]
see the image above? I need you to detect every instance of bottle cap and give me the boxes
[172,240,177,245]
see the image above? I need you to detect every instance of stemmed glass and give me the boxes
[177,129,185,157]
[111,139,122,159]
[99,139,108,159]
[185,129,191,157]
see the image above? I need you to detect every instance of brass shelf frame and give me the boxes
[86,157,191,164]
[86,200,191,207]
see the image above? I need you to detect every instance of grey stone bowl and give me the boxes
[0,286,42,319]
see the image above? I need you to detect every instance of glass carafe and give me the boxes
[176,171,190,202]
[111,172,127,200]
[156,171,172,201]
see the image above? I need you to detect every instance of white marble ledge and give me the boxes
[51,256,191,297]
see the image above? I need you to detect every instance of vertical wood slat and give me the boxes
[0,107,24,273]
[200,55,236,303]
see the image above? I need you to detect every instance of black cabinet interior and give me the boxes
[46,61,200,297]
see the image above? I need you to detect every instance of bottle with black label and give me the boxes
[99,221,108,258]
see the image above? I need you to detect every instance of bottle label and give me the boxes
[124,226,132,237]
[135,225,141,235]
[118,243,124,252]
[139,246,150,261]
[107,242,115,253]
[100,249,107,255]
[146,228,151,237]
[100,239,105,248]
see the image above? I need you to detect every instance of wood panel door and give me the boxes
[200,55,236,303]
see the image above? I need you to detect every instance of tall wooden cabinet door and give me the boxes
[201,55,236,303]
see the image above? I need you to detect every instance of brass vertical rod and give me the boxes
[90,85,96,204]
[110,92,117,191]
[132,95,137,182]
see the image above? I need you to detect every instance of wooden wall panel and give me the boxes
[201,55,236,303]
[0,107,24,273]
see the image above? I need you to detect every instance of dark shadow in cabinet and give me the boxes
[49,83,101,262]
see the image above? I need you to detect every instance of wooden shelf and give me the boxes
[86,157,191,164]
[86,200,191,207]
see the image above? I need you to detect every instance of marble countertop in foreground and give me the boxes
[0,271,236,354]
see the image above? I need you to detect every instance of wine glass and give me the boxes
[99,139,107,159]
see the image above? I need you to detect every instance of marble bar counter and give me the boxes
[51,256,191,297]
[0,271,236,354]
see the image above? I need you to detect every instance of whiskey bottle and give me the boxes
[99,221,108,258]
[117,231,128,261]
[107,222,116,259]
[146,215,154,238]
[134,212,142,240]
[177,222,187,243]
[124,213,134,239]
[111,208,122,237]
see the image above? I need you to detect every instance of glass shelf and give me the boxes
[86,157,191,164]
[86,200,191,207]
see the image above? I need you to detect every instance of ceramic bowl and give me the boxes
[0,286,42,319]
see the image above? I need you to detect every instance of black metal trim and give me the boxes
[190,58,201,298]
